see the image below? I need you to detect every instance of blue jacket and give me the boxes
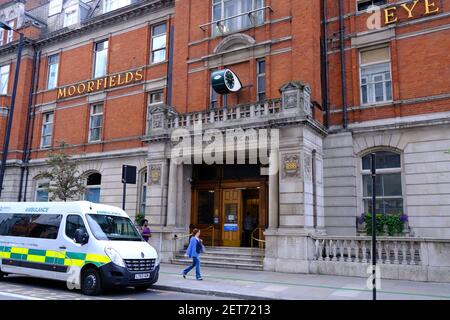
[186,236,201,258]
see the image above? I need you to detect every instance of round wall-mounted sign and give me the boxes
[211,69,243,95]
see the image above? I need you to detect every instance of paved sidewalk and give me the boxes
[155,263,450,300]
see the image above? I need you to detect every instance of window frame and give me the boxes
[84,172,102,203]
[356,0,387,12]
[360,150,404,216]
[6,20,15,44]
[65,214,87,241]
[40,112,54,148]
[93,40,109,78]
[47,54,59,90]
[63,5,79,27]
[212,0,265,36]
[88,104,103,143]
[359,46,393,106]
[35,180,50,202]
[146,91,164,134]
[137,169,148,216]
[0,64,10,95]
[151,23,167,64]
[256,59,266,101]
[48,0,63,16]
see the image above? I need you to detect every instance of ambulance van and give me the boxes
[0,201,159,295]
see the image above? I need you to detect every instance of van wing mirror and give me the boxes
[74,229,89,245]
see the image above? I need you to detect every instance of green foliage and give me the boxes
[363,213,405,236]
[135,213,145,226]
[40,142,86,202]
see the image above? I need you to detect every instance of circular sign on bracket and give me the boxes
[211,69,243,95]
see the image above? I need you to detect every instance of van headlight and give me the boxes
[105,247,125,268]
[155,255,160,266]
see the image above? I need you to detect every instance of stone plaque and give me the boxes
[282,154,301,179]
[149,165,162,185]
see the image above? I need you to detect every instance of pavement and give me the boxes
[156,263,450,300]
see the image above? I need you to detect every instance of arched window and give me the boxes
[85,172,102,203]
[362,151,403,215]
[138,169,148,216]
[35,180,49,202]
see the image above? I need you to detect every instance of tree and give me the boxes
[40,142,86,201]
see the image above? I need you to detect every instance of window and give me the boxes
[85,172,101,203]
[357,0,387,11]
[138,170,147,216]
[212,0,265,36]
[256,59,266,101]
[86,214,141,241]
[89,104,103,142]
[362,151,403,215]
[0,65,9,95]
[151,23,167,64]
[47,54,59,90]
[6,20,15,44]
[64,6,79,27]
[93,40,108,78]
[48,0,63,16]
[35,181,49,202]
[146,91,163,133]
[360,47,392,105]
[210,69,218,108]
[0,213,62,239]
[0,29,4,46]
[103,0,131,13]
[65,215,87,240]
[41,112,54,148]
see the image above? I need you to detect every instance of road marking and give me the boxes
[0,291,44,300]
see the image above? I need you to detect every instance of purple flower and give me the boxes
[400,214,409,222]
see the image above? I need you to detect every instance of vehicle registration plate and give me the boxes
[135,273,150,280]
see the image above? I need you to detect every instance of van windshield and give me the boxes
[86,214,142,241]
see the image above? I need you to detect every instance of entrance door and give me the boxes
[222,189,241,247]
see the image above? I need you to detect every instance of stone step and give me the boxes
[174,254,264,264]
[171,258,264,271]
[178,247,265,258]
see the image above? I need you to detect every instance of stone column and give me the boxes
[268,148,279,229]
[166,159,178,226]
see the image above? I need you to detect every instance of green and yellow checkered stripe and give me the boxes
[0,245,110,268]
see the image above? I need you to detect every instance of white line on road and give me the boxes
[0,291,45,300]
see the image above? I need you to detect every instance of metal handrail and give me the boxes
[251,227,266,248]
[173,225,215,251]
[199,6,273,31]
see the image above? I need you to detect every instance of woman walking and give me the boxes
[182,228,204,280]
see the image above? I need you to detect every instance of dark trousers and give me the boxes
[243,230,252,247]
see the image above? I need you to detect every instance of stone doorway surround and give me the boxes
[142,81,327,265]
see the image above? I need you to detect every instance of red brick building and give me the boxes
[0,0,449,277]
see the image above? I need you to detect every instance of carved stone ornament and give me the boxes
[149,165,162,185]
[282,154,301,179]
[304,154,312,181]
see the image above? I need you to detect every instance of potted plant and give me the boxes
[357,213,409,236]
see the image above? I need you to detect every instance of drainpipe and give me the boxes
[18,47,38,201]
[338,0,348,129]
[23,50,42,201]
[321,0,330,128]
[166,19,175,108]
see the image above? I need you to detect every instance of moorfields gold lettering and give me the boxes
[57,69,144,99]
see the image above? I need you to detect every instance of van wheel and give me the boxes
[134,285,151,291]
[81,268,102,296]
[0,271,4,280]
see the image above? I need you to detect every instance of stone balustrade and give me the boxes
[308,235,450,282]
[167,99,283,129]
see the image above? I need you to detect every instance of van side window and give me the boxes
[0,213,62,239]
[66,215,87,240]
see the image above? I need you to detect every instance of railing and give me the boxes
[312,235,422,265]
[173,225,215,253]
[251,228,266,249]
[167,99,282,129]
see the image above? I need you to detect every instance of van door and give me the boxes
[61,214,90,287]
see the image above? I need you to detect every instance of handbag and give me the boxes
[196,239,205,254]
